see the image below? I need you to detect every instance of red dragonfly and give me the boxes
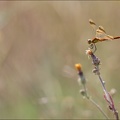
[88,19,120,52]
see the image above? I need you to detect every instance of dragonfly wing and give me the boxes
[98,26,106,33]
[96,25,106,37]
[105,35,114,40]
[96,29,106,38]
[99,35,114,42]
[89,19,97,30]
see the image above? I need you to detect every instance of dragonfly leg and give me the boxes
[89,43,97,53]
[93,44,97,53]
[89,43,94,49]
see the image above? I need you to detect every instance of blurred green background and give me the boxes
[0,1,120,119]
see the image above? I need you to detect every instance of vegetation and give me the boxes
[0,1,120,119]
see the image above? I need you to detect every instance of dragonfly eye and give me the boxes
[88,39,92,44]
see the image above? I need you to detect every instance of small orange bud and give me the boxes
[86,49,93,55]
[75,64,82,71]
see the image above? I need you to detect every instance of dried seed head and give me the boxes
[86,49,93,55]
[75,64,82,71]
[75,64,86,85]
[92,68,100,75]
[79,71,86,85]
[109,88,117,97]
[108,105,113,111]
[79,89,86,96]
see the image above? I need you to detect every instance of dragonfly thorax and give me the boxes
[92,37,100,43]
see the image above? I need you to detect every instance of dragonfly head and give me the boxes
[87,39,92,44]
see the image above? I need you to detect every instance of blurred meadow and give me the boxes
[0,1,120,119]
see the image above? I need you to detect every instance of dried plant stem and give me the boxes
[114,111,119,120]
[85,49,119,120]
[98,75,106,91]
[89,97,109,119]
[83,84,109,119]
[97,75,119,120]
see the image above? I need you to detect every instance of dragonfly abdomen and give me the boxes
[113,36,120,40]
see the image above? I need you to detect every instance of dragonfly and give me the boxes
[88,19,120,53]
